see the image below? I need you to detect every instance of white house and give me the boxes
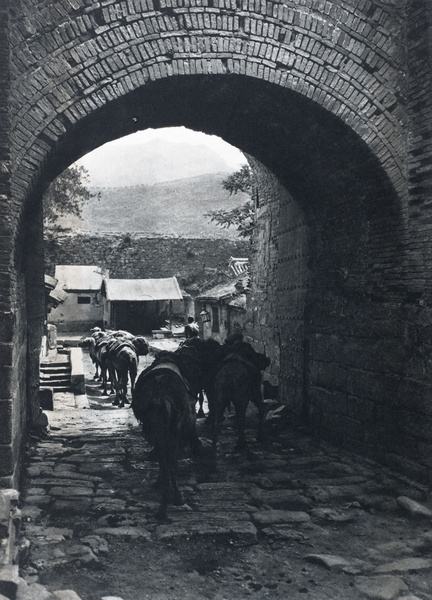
[48,265,105,332]
[197,274,248,343]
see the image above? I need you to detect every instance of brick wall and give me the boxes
[246,158,310,408]
[247,129,432,483]
[8,0,407,201]
[406,1,432,289]
[0,0,17,488]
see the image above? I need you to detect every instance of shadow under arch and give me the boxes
[34,74,405,208]
[21,72,408,465]
[33,74,406,298]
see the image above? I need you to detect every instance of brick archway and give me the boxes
[10,0,407,202]
[1,0,432,486]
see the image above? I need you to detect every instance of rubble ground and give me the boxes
[17,349,432,600]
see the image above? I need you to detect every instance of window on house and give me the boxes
[77,296,91,304]
[211,306,220,333]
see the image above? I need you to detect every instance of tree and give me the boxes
[43,165,92,230]
[205,164,255,239]
[221,164,253,196]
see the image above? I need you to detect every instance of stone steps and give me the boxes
[39,356,72,394]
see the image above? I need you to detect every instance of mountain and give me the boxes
[80,172,250,238]
[80,138,239,187]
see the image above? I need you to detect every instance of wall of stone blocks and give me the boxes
[0,0,18,489]
[248,156,432,483]
[246,158,310,403]
[44,234,250,286]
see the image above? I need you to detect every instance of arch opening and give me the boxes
[43,126,252,334]
[11,73,409,484]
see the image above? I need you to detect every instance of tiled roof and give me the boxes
[229,257,249,276]
[49,287,68,303]
[197,274,249,302]
[44,274,58,290]
[228,293,247,308]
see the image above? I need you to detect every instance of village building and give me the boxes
[197,258,249,343]
[48,265,105,332]
[102,276,184,335]
[43,274,67,355]
[44,274,68,315]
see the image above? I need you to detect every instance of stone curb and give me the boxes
[0,490,20,599]
[0,489,86,600]
[0,490,20,567]
[69,348,85,395]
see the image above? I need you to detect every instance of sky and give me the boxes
[75,126,246,187]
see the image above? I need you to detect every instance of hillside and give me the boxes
[81,172,250,238]
[78,137,240,187]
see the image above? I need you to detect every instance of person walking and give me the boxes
[184,316,199,339]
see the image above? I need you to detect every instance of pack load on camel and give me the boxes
[131,338,224,520]
[80,328,149,407]
[131,335,270,520]
[209,336,271,455]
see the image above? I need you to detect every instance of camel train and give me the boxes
[81,327,271,520]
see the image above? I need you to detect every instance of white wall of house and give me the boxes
[49,290,103,332]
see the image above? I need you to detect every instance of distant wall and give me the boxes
[44,234,250,287]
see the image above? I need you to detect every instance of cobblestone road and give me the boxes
[17,348,432,600]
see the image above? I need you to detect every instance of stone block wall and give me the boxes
[246,157,309,400]
[44,234,250,287]
[247,150,432,484]
[0,0,23,490]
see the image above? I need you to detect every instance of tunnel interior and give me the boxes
[16,72,410,472]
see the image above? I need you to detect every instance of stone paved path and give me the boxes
[17,349,432,600]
